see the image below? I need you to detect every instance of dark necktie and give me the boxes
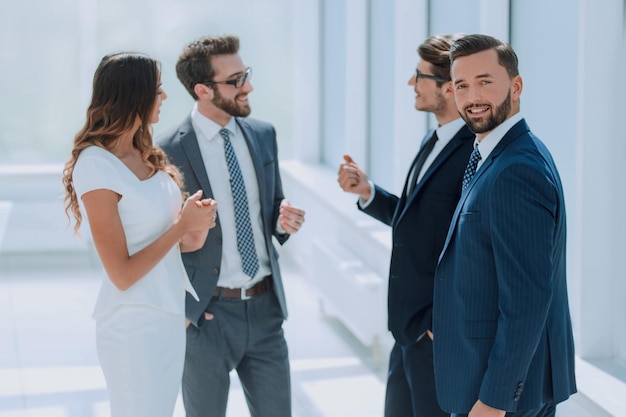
[407,130,438,195]
[220,128,259,278]
[462,145,482,191]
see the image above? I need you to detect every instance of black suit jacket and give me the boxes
[157,116,289,327]
[360,124,474,345]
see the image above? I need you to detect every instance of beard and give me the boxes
[461,90,511,134]
[212,87,251,117]
[416,88,447,114]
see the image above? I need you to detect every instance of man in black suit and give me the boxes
[337,33,472,417]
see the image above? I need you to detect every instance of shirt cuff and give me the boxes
[276,218,286,234]
[358,181,375,208]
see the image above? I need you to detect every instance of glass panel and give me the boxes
[0,0,295,164]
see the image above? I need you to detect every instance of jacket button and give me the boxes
[216,237,222,245]
[212,268,219,275]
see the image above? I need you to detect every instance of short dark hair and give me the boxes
[449,34,519,78]
[175,35,240,100]
[418,33,465,85]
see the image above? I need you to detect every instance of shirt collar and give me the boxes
[474,112,524,158]
[435,118,466,146]
[190,103,238,141]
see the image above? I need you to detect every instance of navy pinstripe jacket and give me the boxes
[433,119,576,413]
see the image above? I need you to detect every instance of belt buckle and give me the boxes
[240,287,251,300]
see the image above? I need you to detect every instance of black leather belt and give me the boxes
[213,276,272,300]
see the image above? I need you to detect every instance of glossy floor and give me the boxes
[0,255,594,417]
[0,255,387,417]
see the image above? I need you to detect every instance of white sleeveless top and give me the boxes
[72,146,198,318]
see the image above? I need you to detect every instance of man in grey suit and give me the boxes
[158,35,305,417]
[433,34,576,417]
[338,33,472,417]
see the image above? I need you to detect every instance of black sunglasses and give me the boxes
[202,67,252,89]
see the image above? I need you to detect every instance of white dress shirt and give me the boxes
[190,105,271,289]
[473,112,524,171]
[415,117,466,184]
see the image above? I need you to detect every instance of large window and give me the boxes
[307,0,626,413]
[321,0,348,167]
[0,0,296,165]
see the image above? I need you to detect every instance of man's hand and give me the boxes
[337,155,371,200]
[279,200,305,234]
[185,312,214,328]
[469,400,506,417]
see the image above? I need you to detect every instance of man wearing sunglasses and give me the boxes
[158,34,305,417]
[338,33,472,417]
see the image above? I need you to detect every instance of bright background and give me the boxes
[1,0,625,416]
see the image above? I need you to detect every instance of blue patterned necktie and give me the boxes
[462,145,482,191]
[220,128,259,278]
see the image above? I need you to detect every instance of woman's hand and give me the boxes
[179,190,217,252]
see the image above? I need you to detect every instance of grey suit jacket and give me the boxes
[157,116,289,327]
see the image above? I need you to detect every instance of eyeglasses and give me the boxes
[202,67,252,89]
[415,69,447,83]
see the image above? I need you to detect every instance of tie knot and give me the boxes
[470,146,481,161]
[219,128,230,140]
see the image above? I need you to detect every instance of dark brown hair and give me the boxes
[418,33,466,85]
[449,34,519,78]
[175,35,240,100]
[62,52,182,233]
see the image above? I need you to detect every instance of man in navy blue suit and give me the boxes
[338,33,473,417]
[433,34,576,417]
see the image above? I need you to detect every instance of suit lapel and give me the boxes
[394,126,471,225]
[458,119,530,197]
[438,119,531,262]
[392,130,434,225]
[179,118,214,198]
[404,129,435,195]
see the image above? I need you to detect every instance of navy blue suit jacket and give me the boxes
[157,117,289,327]
[360,124,474,345]
[433,119,576,413]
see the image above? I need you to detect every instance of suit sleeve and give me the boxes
[269,126,289,245]
[479,162,558,410]
[358,184,399,226]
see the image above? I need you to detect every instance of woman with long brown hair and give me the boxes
[62,52,217,417]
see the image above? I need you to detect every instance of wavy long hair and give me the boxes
[62,52,182,233]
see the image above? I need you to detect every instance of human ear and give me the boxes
[511,75,523,100]
[193,83,213,100]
